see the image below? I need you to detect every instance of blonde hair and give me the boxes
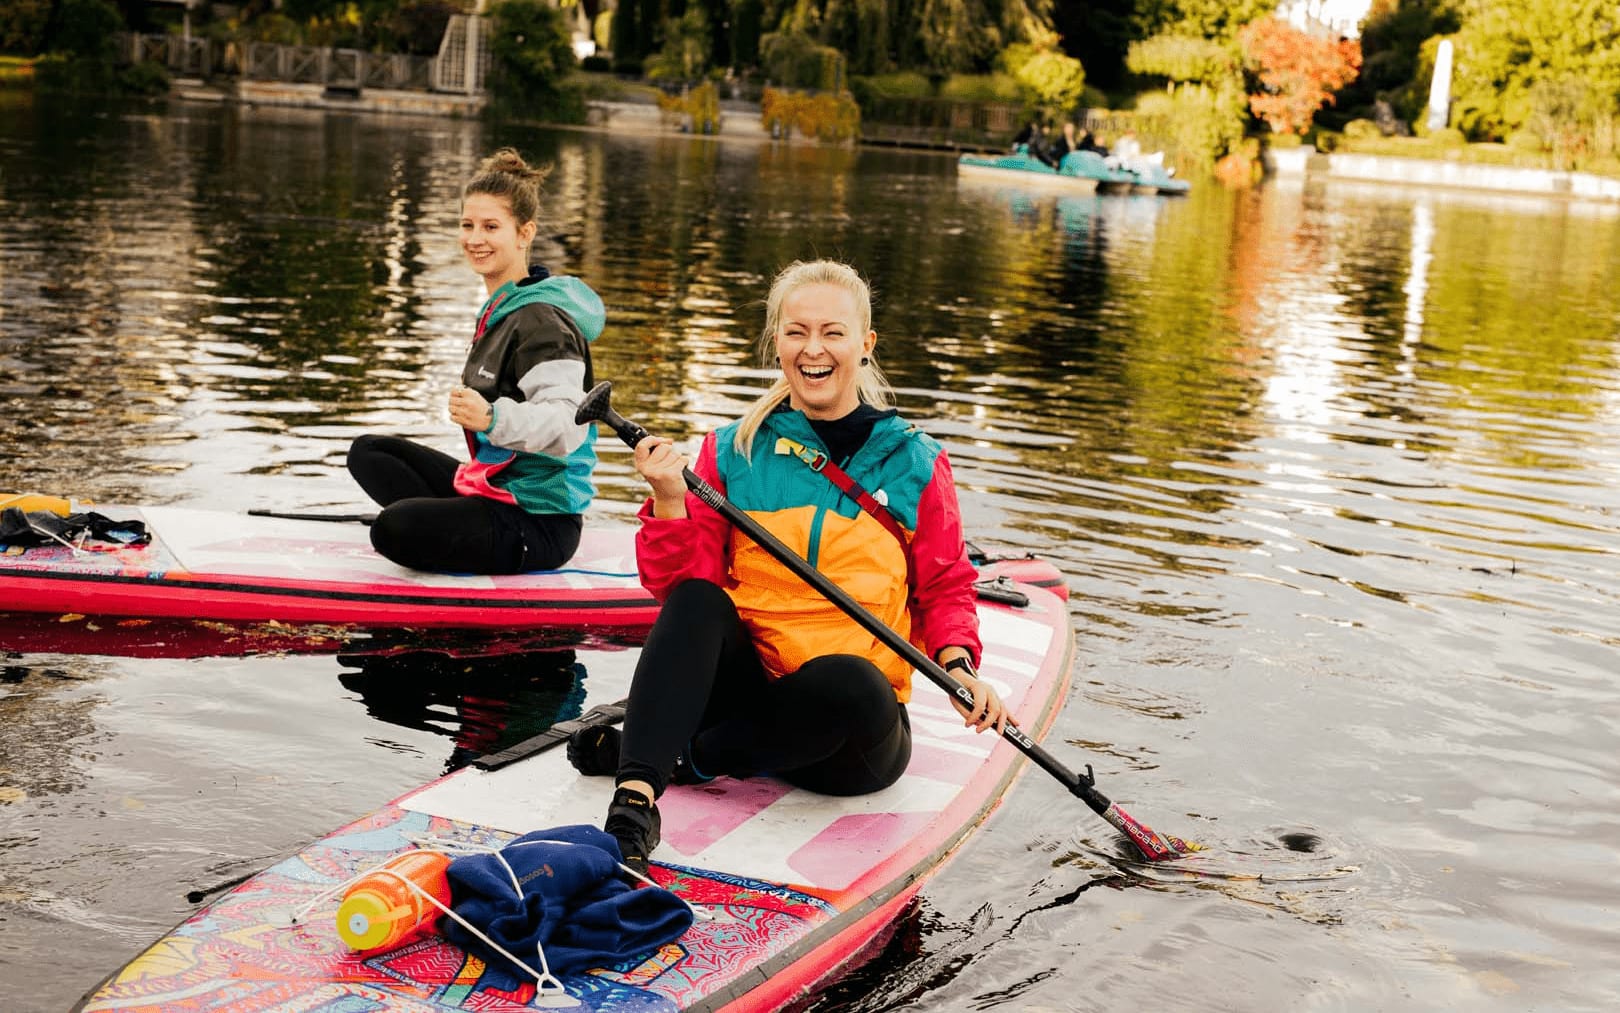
[733,259,894,459]
[462,147,551,226]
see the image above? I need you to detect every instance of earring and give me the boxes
[860,356,870,366]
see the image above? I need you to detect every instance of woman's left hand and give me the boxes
[449,386,493,432]
[951,673,1007,734]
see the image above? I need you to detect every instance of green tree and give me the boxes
[1127,32,1234,84]
[488,0,582,117]
[0,0,51,54]
[1340,0,1460,122]
[1126,29,1246,167]
[1000,40,1084,116]
[1135,0,1277,41]
[1449,0,1620,141]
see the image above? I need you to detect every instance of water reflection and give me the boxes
[336,647,589,773]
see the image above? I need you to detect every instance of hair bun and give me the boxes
[479,146,550,186]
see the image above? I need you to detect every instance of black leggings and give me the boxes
[619,579,911,798]
[346,434,581,575]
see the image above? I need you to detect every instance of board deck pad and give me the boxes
[0,506,658,630]
[79,592,1075,1012]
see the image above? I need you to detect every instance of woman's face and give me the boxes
[776,282,875,420]
[459,193,534,289]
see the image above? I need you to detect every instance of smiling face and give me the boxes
[775,282,876,420]
[459,193,536,292]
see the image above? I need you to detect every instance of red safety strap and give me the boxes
[776,437,914,589]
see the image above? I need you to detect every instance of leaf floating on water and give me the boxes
[58,613,85,623]
[116,619,153,627]
[0,786,27,804]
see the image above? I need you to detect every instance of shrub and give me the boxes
[761,31,844,92]
[1430,126,1465,147]
[761,86,860,143]
[1135,83,1246,168]
[657,79,721,133]
[1505,129,1545,154]
[1343,118,1381,140]
[580,54,611,73]
[118,60,170,96]
[1214,150,1261,186]
[938,73,1020,102]
[32,51,114,92]
[850,71,933,103]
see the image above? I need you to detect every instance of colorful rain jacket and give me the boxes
[635,407,982,702]
[452,267,605,515]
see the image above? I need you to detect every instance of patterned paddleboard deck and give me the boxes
[0,506,659,630]
[78,591,1076,1012]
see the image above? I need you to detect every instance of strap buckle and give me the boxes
[774,436,827,472]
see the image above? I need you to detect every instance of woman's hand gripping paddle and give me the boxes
[575,381,1198,862]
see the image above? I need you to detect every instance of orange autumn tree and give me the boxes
[1240,17,1363,135]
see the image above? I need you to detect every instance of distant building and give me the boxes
[1276,0,1374,40]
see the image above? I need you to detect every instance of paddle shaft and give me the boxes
[248,508,377,525]
[592,405,1180,859]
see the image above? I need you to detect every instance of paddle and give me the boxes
[575,382,1196,862]
[248,508,378,524]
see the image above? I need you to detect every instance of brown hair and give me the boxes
[462,147,551,225]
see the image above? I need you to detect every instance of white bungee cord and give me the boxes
[288,834,712,1001]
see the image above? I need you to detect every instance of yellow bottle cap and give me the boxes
[336,889,402,951]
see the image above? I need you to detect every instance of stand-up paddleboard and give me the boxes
[0,505,659,631]
[0,610,652,659]
[0,508,1063,654]
[78,583,1074,1012]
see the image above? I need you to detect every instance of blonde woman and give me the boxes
[568,260,1005,873]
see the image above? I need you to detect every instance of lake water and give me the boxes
[2,92,1618,1011]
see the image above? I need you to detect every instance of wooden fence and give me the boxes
[116,16,486,95]
[856,97,1025,150]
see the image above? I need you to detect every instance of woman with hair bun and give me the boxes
[565,259,1005,874]
[346,148,605,574]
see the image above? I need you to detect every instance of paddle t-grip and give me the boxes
[576,382,649,449]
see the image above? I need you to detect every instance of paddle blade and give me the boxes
[1104,804,1201,862]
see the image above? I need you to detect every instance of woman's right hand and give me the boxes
[635,435,689,518]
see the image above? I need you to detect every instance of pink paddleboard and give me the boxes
[78,583,1076,1012]
[0,505,658,631]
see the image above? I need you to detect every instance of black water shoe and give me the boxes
[605,786,660,875]
[567,724,619,776]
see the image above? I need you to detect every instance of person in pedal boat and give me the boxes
[346,147,605,574]
[568,259,1007,873]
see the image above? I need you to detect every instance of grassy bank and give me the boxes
[1308,131,1620,181]
[0,55,35,87]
